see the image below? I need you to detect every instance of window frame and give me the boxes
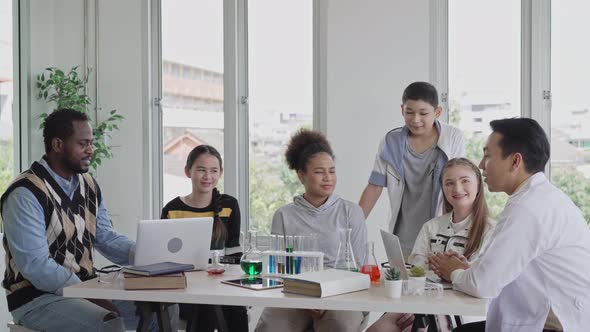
[152,0,319,233]
[434,0,551,170]
[13,0,25,172]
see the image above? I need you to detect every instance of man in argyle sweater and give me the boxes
[0,109,176,331]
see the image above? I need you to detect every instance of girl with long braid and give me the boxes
[161,144,247,332]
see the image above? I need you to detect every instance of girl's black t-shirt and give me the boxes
[161,194,241,253]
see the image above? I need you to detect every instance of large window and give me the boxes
[161,0,225,205]
[159,1,315,232]
[446,1,589,224]
[448,0,521,217]
[0,0,14,196]
[551,0,590,223]
[247,0,313,233]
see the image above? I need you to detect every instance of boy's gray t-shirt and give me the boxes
[395,143,439,255]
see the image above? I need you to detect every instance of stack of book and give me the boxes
[122,262,194,290]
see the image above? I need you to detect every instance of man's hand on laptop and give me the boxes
[427,253,469,282]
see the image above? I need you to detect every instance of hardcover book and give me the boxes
[281,269,370,298]
[123,272,187,290]
[122,262,195,276]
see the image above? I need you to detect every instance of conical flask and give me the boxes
[240,231,263,275]
[360,241,381,283]
[334,228,358,272]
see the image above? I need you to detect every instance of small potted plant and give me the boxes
[383,266,403,298]
[407,265,426,295]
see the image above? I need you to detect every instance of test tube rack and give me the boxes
[262,250,324,276]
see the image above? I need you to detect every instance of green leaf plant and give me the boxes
[36,66,124,170]
[408,265,426,278]
[384,266,401,281]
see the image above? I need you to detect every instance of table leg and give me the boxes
[186,305,200,332]
[135,302,173,332]
[156,303,173,332]
[136,302,153,332]
[212,305,229,332]
[411,314,439,332]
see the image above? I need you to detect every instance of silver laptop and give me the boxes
[380,229,453,288]
[134,217,213,270]
[380,230,409,280]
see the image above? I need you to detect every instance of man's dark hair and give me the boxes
[402,81,439,108]
[490,118,550,174]
[43,108,90,154]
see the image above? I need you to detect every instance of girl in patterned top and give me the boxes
[367,158,495,332]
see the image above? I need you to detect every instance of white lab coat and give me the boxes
[452,173,590,331]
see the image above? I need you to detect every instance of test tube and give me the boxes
[277,235,285,274]
[293,235,304,274]
[308,233,319,271]
[286,235,294,274]
[268,235,277,274]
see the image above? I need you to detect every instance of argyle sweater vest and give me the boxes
[0,161,100,311]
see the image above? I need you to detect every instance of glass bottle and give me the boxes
[360,241,381,283]
[207,250,226,275]
[334,228,358,272]
[240,231,263,276]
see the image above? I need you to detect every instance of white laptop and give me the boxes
[380,229,453,289]
[380,230,409,280]
[134,217,214,270]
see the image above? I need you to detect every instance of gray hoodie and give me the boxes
[271,194,367,268]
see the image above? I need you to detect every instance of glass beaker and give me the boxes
[240,231,263,276]
[334,228,358,272]
[360,241,380,283]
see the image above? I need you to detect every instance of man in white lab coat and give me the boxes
[429,118,590,332]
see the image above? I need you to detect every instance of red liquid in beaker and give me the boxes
[360,264,381,283]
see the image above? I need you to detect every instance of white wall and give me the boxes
[96,0,152,239]
[21,0,150,241]
[24,0,86,163]
[321,0,431,263]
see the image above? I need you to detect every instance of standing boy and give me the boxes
[359,82,464,254]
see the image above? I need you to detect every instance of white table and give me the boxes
[64,266,487,317]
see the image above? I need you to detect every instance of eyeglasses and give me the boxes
[94,265,122,283]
